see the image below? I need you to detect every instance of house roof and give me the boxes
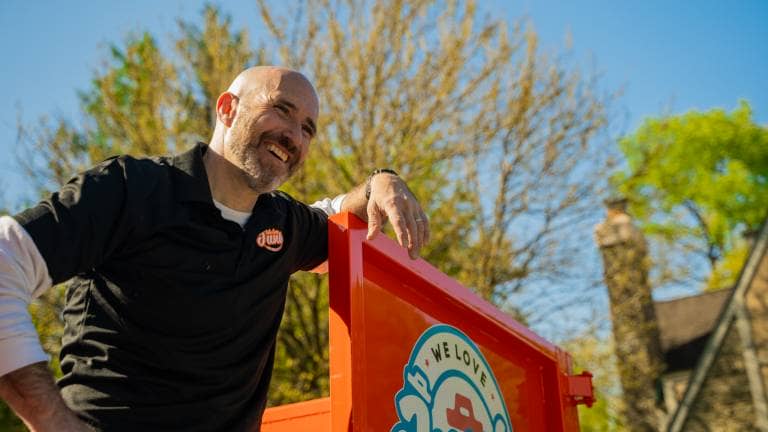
[655,288,733,351]
[654,288,733,372]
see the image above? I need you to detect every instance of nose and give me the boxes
[288,119,305,144]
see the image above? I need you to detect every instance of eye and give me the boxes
[302,125,314,138]
[275,104,290,114]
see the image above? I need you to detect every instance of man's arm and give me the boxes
[0,216,89,431]
[0,363,88,431]
[341,171,429,259]
[1,158,133,430]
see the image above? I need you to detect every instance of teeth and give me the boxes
[267,144,289,162]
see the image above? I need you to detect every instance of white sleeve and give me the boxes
[0,216,52,377]
[309,194,346,216]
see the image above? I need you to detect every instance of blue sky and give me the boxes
[516,0,767,130]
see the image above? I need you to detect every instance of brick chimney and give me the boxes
[594,197,665,431]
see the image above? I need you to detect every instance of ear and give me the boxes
[216,92,239,127]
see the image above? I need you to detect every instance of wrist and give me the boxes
[364,168,398,200]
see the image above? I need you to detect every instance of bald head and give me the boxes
[226,66,319,117]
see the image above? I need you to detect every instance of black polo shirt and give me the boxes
[14,143,328,431]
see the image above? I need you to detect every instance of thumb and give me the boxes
[367,202,383,240]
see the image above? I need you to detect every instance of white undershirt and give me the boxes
[0,193,346,377]
[213,200,252,228]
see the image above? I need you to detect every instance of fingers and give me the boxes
[366,201,383,240]
[415,211,430,255]
[402,208,419,259]
[409,211,430,260]
[389,208,411,252]
[366,174,430,259]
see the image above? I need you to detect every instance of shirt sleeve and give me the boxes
[290,201,330,273]
[309,194,346,216]
[13,157,132,284]
[0,216,52,377]
[2,159,133,377]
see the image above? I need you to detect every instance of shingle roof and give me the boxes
[654,288,733,372]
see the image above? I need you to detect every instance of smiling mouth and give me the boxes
[266,143,289,163]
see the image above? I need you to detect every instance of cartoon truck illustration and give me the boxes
[446,393,484,432]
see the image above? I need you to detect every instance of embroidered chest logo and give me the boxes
[392,324,512,432]
[256,228,284,252]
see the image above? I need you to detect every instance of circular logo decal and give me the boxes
[256,228,284,252]
[392,324,512,432]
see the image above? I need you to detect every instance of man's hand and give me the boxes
[0,362,90,431]
[342,172,429,259]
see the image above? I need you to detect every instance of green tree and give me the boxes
[563,330,625,432]
[10,0,613,420]
[0,403,24,431]
[258,0,613,405]
[613,101,768,290]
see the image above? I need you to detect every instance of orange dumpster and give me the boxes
[262,213,593,431]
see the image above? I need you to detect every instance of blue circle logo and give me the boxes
[392,325,513,432]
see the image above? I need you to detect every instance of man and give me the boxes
[0,66,429,431]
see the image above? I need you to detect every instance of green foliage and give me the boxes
[269,273,330,405]
[81,32,184,159]
[0,402,25,432]
[176,5,262,116]
[29,286,67,379]
[563,332,625,431]
[613,101,768,290]
[17,6,254,190]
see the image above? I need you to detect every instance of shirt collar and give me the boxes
[170,142,286,218]
[172,142,214,203]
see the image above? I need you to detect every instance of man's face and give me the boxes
[224,74,319,192]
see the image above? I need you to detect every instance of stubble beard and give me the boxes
[228,129,300,194]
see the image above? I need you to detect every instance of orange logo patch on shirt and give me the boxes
[256,228,284,252]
